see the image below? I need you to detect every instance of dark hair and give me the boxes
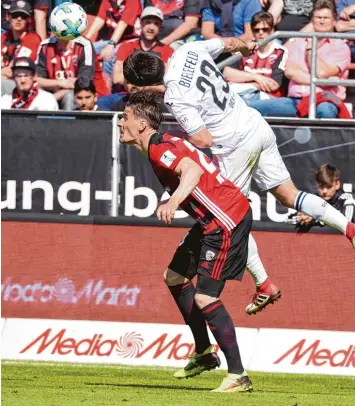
[251,11,274,30]
[123,50,165,86]
[74,77,96,95]
[312,0,337,19]
[126,91,164,130]
[315,164,340,187]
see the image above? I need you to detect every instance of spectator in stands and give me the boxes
[264,0,316,32]
[36,36,109,111]
[85,0,142,76]
[201,0,262,41]
[1,0,41,95]
[289,164,355,230]
[146,0,202,48]
[2,0,49,41]
[249,0,351,118]
[74,78,102,111]
[1,56,58,110]
[113,7,174,87]
[98,7,174,111]
[335,0,355,61]
[223,11,288,103]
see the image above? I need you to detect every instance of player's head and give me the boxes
[119,91,164,148]
[123,50,165,93]
[315,164,341,201]
[74,78,97,111]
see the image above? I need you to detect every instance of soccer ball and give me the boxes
[50,2,88,41]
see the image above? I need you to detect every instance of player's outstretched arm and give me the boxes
[222,37,257,57]
[157,157,203,224]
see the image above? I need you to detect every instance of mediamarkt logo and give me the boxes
[19,329,204,360]
[1,277,140,307]
[274,339,355,368]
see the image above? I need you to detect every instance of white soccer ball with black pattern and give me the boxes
[50,2,88,40]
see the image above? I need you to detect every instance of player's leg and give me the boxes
[165,224,217,379]
[253,122,355,249]
[195,208,253,392]
[245,234,281,315]
[214,141,280,311]
[271,180,355,248]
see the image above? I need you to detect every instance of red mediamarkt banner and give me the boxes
[2,221,355,331]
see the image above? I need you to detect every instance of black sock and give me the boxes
[168,282,211,354]
[201,299,244,374]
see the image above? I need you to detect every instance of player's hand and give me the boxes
[245,40,258,55]
[100,44,115,61]
[297,213,313,225]
[156,200,178,224]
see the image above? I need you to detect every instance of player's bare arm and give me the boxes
[222,37,258,57]
[188,128,213,149]
[157,157,204,224]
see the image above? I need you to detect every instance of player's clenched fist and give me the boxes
[156,200,178,224]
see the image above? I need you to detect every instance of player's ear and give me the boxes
[335,180,341,190]
[138,118,147,132]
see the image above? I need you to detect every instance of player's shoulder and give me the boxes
[149,133,182,167]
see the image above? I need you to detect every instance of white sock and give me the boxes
[246,234,268,287]
[295,191,348,234]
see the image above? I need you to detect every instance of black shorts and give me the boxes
[168,208,252,282]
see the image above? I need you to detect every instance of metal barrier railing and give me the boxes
[217,31,355,119]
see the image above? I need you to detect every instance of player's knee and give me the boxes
[163,268,187,286]
[194,293,217,309]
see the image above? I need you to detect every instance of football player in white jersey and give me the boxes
[122,38,355,315]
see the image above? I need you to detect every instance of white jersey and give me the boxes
[164,39,264,154]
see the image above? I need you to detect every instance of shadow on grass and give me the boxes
[85,382,211,391]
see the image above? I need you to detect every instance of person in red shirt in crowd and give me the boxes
[36,36,110,110]
[223,11,289,104]
[1,0,41,96]
[2,0,49,41]
[146,0,202,48]
[85,0,142,76]
[113,7,174,87]
[98,6,173,111]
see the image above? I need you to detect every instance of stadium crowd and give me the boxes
[1,0,355,117]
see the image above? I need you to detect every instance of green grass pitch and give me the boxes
[2,361,354,406]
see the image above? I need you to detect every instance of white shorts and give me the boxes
[213,119,290,196]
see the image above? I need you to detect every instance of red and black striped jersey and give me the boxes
[148,132,250,232]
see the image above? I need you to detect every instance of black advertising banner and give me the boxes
[1,112,112,215]
[119,123,355,230]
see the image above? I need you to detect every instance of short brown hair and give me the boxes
[315,164,340,187]
[126,91,164,130]
[312,0,337,19]
[251,11,274,30]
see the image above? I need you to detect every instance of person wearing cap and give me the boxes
[1,0,41,95]
[2,0,49,41]
[85,0,142,77]
[1,56,58,110]
[113,7,174,87]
